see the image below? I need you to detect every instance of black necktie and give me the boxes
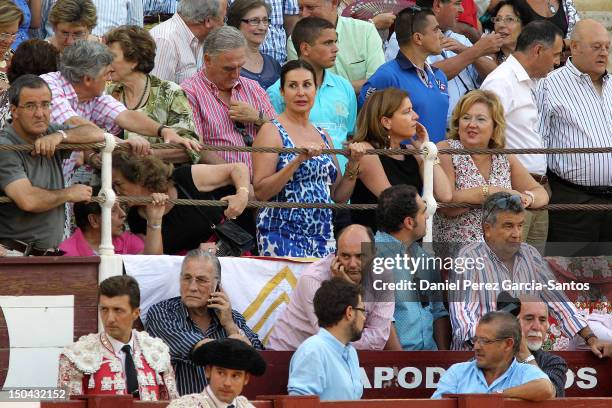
[121,344,139,397]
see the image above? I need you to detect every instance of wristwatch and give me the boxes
[254,111,265,127]
[520,355,535,364]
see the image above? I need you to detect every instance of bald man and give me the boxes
[536,19,612,250]
[517,297,568,397]
[267,224,399,350]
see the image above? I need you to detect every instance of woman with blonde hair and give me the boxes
[0,0,23,88]
[433,90,548,243]
[350,87,452,232]
[47,0,98,53]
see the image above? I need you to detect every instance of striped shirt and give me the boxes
[150,14,204,85]
[144,0,177,15]
[40,71,126,134]
[535,58,612,186]
[144,296,263,396]
[449,242,587,350]
[91,0,144,37]
[227,0,299,64]
[181,70,277,174]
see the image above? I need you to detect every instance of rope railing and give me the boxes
[0,195,610,211]
[3,142,612,155]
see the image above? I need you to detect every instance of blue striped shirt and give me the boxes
[144,0,177,15]
[535,58,612,186]
[92,0,144,37]
[144,296,263,396]
[227,0,299,64]
[449,242,588,350]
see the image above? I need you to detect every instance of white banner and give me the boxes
[123,255,313,344]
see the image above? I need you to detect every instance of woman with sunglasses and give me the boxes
[253,60,367,257]
[433,90,548,244]
[226,0,280,90]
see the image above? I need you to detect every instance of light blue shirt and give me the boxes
[374,232,449,350]
[266,69,357,170]
[431,358,549,398]
[92,0,144,37]
[288,328,363,401]
[386,31,481,124]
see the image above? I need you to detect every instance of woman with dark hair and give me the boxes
[350,87,452,233]
[253,60,367,257]
[513,0,579,39]
[0,38,58,127]
[226,0,280,89]
[59,186,166,256]
[47,0,99,54]
[490,0,527,64]
[112,153,251,255]
[105,25,205,165]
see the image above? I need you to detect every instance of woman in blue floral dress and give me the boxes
[253,60,367,257]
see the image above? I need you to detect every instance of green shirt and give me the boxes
[287,16,385,83]
[106,75,201,164]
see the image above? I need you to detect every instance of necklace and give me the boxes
[122,74,150,110]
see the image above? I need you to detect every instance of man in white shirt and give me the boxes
[535,19,612,252]
[481,20,564,253]
[92,0,144,37]
[150,0,226,84]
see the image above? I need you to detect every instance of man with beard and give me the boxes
[287,278,365,400]
[450,192,610,358]
[268,224,398,351]
[517,296,568,397]
[432,311,554,400]
[375,185,451,350]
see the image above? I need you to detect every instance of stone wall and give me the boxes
[574,0,612,71]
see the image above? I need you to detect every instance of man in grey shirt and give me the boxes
[0,75,105,255]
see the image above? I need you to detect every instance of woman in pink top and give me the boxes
[60,187,167,256]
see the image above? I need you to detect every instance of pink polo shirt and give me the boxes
[59,228,144,256]
[267,253,395,350]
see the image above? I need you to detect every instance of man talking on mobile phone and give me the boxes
[145,249,263,396]
[268,224,399,351]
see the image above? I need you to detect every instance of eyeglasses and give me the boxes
[398,6,424,38]
[241,17,270,26]
[0,32,17,42]
[235,122,253,147]
[56,30,88,40]
[353,307,367,316]
[470,336,508,346]
[17,102,52,113]
[492,16,521,24]
[482,194,522,224]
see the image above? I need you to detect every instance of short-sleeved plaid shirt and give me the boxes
[40,71,126,134]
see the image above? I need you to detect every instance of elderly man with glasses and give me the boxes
[145,249,263,396]
[448,192,610,359]
[432,311,555,400]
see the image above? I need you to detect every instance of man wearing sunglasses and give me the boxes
[449,192,610,359]
[432,311,555,400]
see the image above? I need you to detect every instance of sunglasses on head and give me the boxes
[234,122,253,147]
[482,194,523,223]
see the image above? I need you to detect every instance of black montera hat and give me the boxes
[190,338,267,376]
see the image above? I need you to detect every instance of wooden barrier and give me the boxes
[38,395,612,408]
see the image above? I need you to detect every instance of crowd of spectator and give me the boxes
[0,0,610,402]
